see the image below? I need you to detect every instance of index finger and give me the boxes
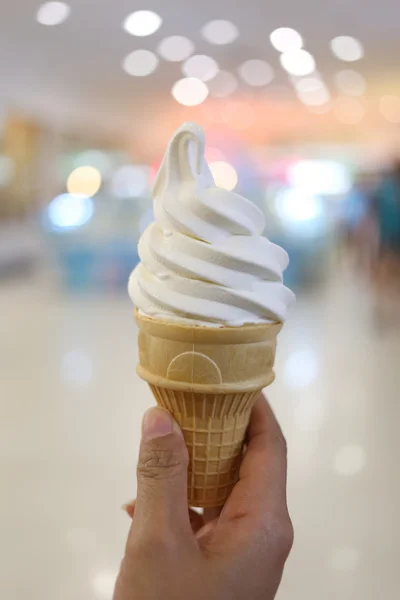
[221,394,288,523]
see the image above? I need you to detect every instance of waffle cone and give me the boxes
[135,311,282,507]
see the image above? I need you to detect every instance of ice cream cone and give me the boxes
[135,310,282,507]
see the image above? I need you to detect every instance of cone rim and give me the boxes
[135,309,282,344]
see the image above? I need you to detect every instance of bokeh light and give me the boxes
[207,71,238,97]
[280,50,315,76]
[288,160,351,195]
[122,10,162,37]
[238,59,274,87]
[276,188,323,222]
[380,95,400,123]
[283,349,319,388]
[201,20,239,45]
[67,166,102,197]
[48,194,94,230]
[270,28,303,52]
[331,36,364,62]
[294,77,331,106]
[36,2,70,26]
[182,55,219,82]
[209,161,238,190]
[157,36,194,62]
[333,444,366,475]
[172,78,208,106]
[335,70,366,96]
[122,50,159,77]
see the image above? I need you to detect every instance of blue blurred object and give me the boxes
[43,192,144,292]
[56,241,139,291]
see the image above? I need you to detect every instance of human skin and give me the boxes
[114,395,293,600]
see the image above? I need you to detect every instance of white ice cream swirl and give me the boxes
[129,122,294,326]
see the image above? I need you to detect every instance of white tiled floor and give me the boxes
[1,271,399,600]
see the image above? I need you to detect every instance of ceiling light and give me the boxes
[201,20,239,45]
[270,27,303,52]
[36,2,70,26]
[331,36,364,61]
[379,95,400,123]
[157,36,194,62]
[122,10,162,37]
[283,349,318,387]
[47,194,93,230]
[122,50,159,76]
[67,166,102,197]
[295,77,331,106]
[209,161,238,190]
[335,69,366,96]
[276,188,323,222]
[238,59,274,87]
[207,71,238,97]
[182,55,219,82]
[171,78,208,106]
[280,50,315,76]
[288,160,351,195]
[334,97,365,124]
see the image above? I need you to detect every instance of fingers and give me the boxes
[122,500,135,519]
[130,407,191,538]
[223,395,289,523]
[122,499,205,534]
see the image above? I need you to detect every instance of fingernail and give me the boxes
[121,502,135,518]
[142,407,175,441]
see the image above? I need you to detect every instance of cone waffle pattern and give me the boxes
[150,385,260,507]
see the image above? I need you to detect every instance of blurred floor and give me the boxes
[1,270,399,600]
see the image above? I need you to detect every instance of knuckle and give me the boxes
[262,513,294,560]
[126,528,181,563]
[138,443,187,481]
[127,531,167,558]
[270,515,294,558]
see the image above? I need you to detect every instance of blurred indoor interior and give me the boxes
[1,1,400,599]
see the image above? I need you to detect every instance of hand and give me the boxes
[113,395,293,600]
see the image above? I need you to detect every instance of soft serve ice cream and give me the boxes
[129,122,294,326]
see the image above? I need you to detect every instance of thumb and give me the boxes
[133,407,190,534]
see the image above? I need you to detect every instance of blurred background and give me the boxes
[1,1,400,599]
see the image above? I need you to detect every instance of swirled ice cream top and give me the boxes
[129,122,294,326]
